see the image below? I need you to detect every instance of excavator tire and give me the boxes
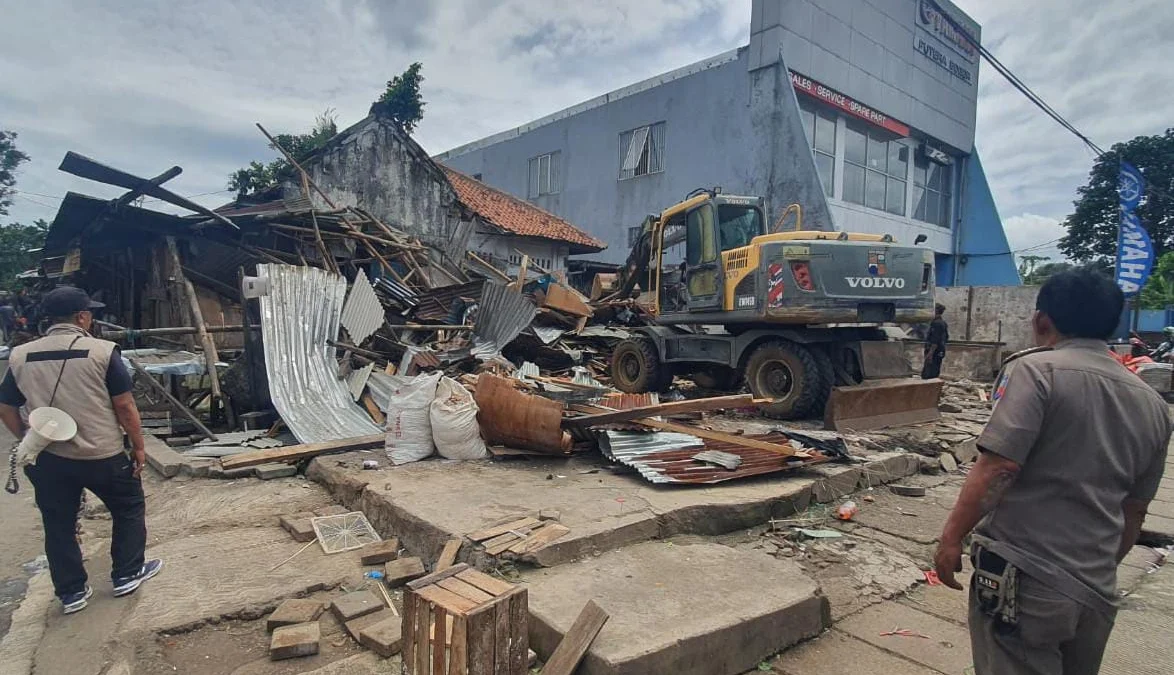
[744,341,829,419]
[692,366,743,391]
[808,346,836,416]
[611,338,667,394]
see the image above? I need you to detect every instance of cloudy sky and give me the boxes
[2,0,1171,264]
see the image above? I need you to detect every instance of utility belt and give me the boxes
[972,543,1019,630]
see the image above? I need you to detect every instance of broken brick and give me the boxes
[331,590,383,622]
[359,538,400,565]
[383,557,426,588]
[267,598,325,632]
[313,505,350,517]
[270,622,320,660]
[279,513,317,543]
[359,616,403,657]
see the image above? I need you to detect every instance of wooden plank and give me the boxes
[219,433,385,469]
[633,418,796,456]
[455,569,515,598]
[403,591,417,673]
[408,563,471,591]
[166,237,222,399]
[435,539,462,572]
[508,523,570,555]
[563,394,758,428]
[361,393,386,425]
[483,528,532,556]
[539,282,594,318]
[417,585,480,616]
[493,598,510,674]
[437,577,494,605]
[540,600,610,675]
[433,605,448,675]
[415,598,431,675]
[467,517,540,542]
[507,589,529,675]
[465,606,496,675]
[448,614,468,675]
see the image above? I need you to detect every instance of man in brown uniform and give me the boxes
[0,287,162,614]
[935,268,1170,674]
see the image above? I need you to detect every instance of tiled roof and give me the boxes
[441,166,606,253]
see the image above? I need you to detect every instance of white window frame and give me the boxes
[618,122,666,180]
[528,151,561,198]
[842,121,909,217]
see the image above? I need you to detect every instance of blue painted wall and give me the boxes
[949,150,1020,286]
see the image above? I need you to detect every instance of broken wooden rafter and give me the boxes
[540,600,610,675]
[563,394,759,428]
[127,357,217,441]
[219,433,385,470]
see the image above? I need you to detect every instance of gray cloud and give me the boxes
[1,0,1170,270]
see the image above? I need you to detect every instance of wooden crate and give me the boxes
[403,563,528,675]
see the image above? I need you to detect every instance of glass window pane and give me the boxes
[888,143,908,179]
[844,124,866,166]
[913,156,928,186]
[528,157,540,198]
[938,192,952,227]
[939,164,952,195]
[843,163,866,205]
[886,177,906,215]
[815,113,836,155]
[800,107,815,148]
[550,151,561,193]
[926,192,940,226]
[686,210,702,266]
[539,154,550,194]
[815,152,834,198]
[927,163,942,191]
[867,135,887,172]
[913,186,927,221]
[865,170,886,210]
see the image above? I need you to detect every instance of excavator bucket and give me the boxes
[823,378,944,431]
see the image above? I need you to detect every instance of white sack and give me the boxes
[430,376,487,460]
[384,372,441,464]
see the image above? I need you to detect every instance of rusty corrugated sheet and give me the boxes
[257,264,383,443]
[599,431,835,484]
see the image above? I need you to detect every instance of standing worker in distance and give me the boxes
[933,268,1170,675]
[921,302,948,379]
[0,287,163,614]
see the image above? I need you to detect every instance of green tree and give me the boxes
[1,130,31,217]
[0,219,48,289]
[1060,129,1174,262]
[1139,251,1174,309]
[370,62,425,134]
[228,110,338,195]
[1022,261,1074,286]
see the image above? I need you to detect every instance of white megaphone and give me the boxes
[16,407,78,466]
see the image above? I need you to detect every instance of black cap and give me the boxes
[41,286,105,317]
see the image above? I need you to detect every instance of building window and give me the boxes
[528,151,561,198]
[798,102,836,198]
[619,122,666,180]
[913,151,953,228]
[842,122,907,216]
[472,173,482,181]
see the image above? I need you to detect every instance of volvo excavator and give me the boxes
[607,187,943,428]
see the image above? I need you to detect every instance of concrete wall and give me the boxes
[441,49,835,265]
[758,0,979,153]
[469,231,569,274]
[935,285,1039,353]
[906,341,1000,381]
[301,116,458,245]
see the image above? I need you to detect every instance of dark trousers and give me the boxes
[921,348,944,379]
[25,451,146,597]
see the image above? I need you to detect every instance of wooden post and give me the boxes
[166,237,223,401]
[127,358,217,441]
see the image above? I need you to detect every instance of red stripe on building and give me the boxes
[789,71,911,137]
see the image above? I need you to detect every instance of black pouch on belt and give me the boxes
[972,545,1019,630]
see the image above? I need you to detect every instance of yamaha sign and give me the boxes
[914,0,979,87]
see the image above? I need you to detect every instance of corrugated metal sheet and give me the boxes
[340,269,384,345]
[373,276,419,312]
[257,264,383,443]
[412,280,485,322]
[599,430,837,484]
[366,371,395,411]
[347,362,375,401]
[471,282,537,360]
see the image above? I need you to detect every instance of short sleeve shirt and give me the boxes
[0,346,132,407]
[976,338,1171,606]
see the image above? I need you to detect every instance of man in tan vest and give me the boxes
[0,287,162,614]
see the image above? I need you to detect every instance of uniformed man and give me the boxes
[921,302,948,379]
[0,287,162,615]
[934,268,1170,675]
